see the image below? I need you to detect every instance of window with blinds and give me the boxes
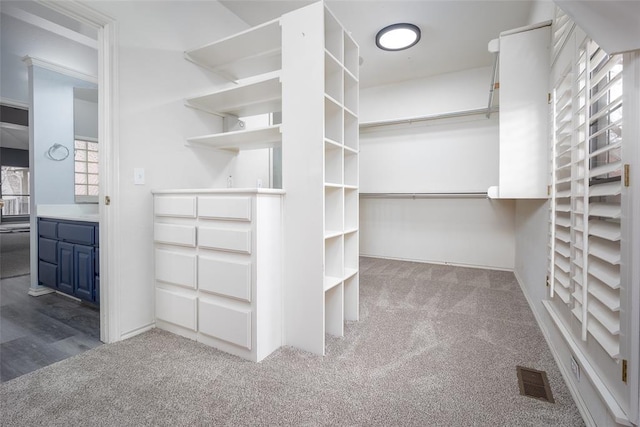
[552,7,574,65]
[549,38,623,360]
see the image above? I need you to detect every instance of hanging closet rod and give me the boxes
[360,192,488,199]
[359,107,498,129]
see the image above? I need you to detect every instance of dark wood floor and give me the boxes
[0,275,102,382]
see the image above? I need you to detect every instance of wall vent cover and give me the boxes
[516,366,555,403]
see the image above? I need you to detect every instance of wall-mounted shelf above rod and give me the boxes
[359,107,499,130]
[360,192,488,199]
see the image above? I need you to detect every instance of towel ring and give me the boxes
[47,144,70,161]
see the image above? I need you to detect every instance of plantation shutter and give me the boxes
[549,37,623,360]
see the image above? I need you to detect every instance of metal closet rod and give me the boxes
[360,192,488,199]
[359,107,499,129]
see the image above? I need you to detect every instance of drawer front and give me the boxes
[38,219,57,239]
[155,288,196,331]
[155,249,196,289]
[154,223,196,247]
[94,226,99,247]
[38,237,58,264]
[38,261,58,288]
[198,299,251,350]
[58,222,95,245]
[198,227,251,254]
[198,196,252,221]
[154,196,196,218]
[198,257,251,302]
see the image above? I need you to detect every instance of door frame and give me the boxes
[40,0,120,344]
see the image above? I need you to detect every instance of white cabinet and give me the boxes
[178,2,359,357]
[152,189,284,362]
[488,22,551,199]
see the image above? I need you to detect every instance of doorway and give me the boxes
[0,0,116,380]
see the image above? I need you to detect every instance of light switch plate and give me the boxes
[134,168,145,185]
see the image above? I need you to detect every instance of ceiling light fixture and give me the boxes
[375,23,421,51]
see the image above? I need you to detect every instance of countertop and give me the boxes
[38,214,99,223]
[151,188,286,195]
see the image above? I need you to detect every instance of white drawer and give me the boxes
[154,223,196,247]
[198,299,251,349]
[155,249,196,289]
[154,196,196,218]
[198,227,251,254]
[198,196,252,221]
[198,256,251,302]
[156,288,196,331]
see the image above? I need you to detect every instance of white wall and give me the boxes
[30,66,97,205]
[88,0,249,338]
[360,67,516,269]
[0,12,98,104]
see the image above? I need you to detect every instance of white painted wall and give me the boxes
[86,0,249,338]
[360,67,515,269]
[0,13,98,104]
[30,66,97,205]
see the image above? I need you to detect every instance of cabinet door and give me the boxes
[74,245,95,302]
[57,242,74,295]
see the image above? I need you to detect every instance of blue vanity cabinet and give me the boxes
[38,218,99,304]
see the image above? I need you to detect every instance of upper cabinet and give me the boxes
[488,22,552,199]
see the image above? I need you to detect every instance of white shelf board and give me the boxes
[324,229,343,239]
[185,18,282,81]
[185,75,281,117]
[344,268,358,280]
[187,125,282,152]
[324,275,343,292]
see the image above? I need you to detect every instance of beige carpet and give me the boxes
[0,257,584,426]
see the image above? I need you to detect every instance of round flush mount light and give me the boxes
[376,23,421,51]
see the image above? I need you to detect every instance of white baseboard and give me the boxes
[359,254,513,272]
[119,323,155,341]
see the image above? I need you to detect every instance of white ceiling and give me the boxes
[220,0,536,88]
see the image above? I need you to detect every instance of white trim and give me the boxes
[22,55,98,84]
[358,254,513,272]
[1,3,98,50]
[0,98,29,110]
[27,286,56,297]
[543,300,632,426]
[120,323,155,341]
[37,0,121,345]
[513,272,596,426]
[500,20,552,37]
[74,135,99,143]
[623,50,640,425]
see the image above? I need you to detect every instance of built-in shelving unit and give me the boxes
[176,1,359,357]
[281,3,359,355]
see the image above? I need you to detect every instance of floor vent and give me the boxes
[516,366,555,403]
